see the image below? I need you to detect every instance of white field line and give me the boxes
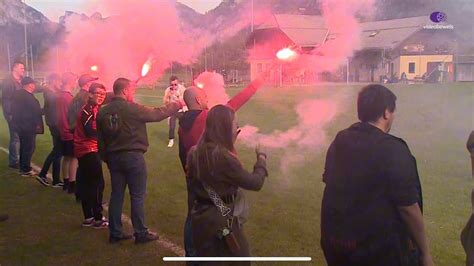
[0,146,185,256]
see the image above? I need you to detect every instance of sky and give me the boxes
[27,0,222,21]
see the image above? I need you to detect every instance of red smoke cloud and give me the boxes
[193,71,229,108]
[240,0,375,175]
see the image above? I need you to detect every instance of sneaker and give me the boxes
[135,231,159,244]
[82,217,94,227]
[109,233,133,244]
[20,170,38,177]
[35,176,50,186]
[93,219,109,229]
[167,139,174,148]
[8,164,18,169]
[51,182,64,188]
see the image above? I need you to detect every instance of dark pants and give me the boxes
[184,176,197,258]
[107,151,148,238]
[7,121,19,167]
[78,152,104,221]
[18,132,36,173]
[168,112,183,140]
[39,126,62,183]
[168,114,177,140]
[321,234,417,266]
[75,165,82,200]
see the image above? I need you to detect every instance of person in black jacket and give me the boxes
[0,61,25,169]
[321,84,432,266]
[37,73,63,187]
[11,77,44,176]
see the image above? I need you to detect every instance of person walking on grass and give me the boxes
[0,61,25,169]
[74,83,108,229]
[162,75,187,148]
[11,77,44,177]
[321,84,433,266]
[97,78,184,244]
[36,73,64,187]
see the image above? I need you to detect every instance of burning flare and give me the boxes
[276,48,298,61]
[141,57,153,77]
[90,65,99,72]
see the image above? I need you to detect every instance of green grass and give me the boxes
[0,82,473,265]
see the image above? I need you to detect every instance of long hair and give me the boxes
[191,105,236,182]
[199,104,235,152]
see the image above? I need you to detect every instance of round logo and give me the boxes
[430,12,447,23]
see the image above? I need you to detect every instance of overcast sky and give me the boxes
[27,0,222,21]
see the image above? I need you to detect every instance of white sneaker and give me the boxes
[167,139,174,148]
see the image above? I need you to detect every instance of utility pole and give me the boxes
[23,0,29,76]
[7,43,11,71]
[30,45,34,78]
[251,0,254,32]
[204,46,208,72]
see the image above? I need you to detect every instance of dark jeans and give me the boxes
[168,114,177,140]
[78,152,104,220]
[18,132,36,173]
[39,126,62,183]
[7,121,19,167]
[107,151,148,238]
[184,176,197,258]
[168,112,183,140]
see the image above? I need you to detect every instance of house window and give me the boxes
[408,62,415,74]
[257,63,263,73]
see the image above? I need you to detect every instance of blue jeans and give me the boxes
[39,126,62,183]
[107,151,148,238]
[7,121,19,167]
[18,132,36,173]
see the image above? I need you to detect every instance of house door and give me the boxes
[427,62,441,75]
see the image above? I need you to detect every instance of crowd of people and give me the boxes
[0,61,269,260]
[3,60,473,265]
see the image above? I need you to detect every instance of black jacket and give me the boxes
[97,97,181,157]
[11,89,44,134]
[321,122,422,263]
[0,75,22,122]
[43,88,58,127]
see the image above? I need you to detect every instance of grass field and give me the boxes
[0,82,473,265]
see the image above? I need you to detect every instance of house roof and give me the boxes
[255,14,431,50]
[360,16,429,49]
[257,14,328,47]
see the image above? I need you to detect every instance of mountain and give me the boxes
[1,0,473,73]
[0,0,60,72]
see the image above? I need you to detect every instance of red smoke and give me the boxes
[50,0,209,86]
[193,71,229,108]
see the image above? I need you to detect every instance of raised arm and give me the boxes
[226,76,265,112]
[130,101,183,123]
[220,150,268,191]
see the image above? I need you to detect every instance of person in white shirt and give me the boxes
[163,76,187,147]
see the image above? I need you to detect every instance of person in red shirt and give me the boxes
[74,83,108,228]
[56,72,78,193]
